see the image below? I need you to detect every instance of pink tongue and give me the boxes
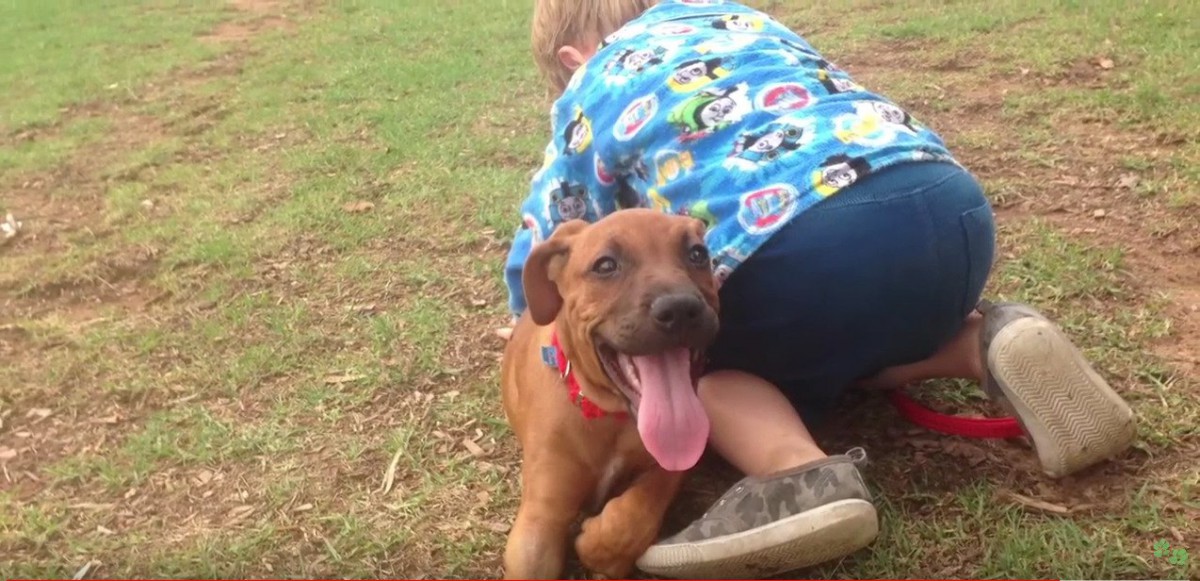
[631,348,710,472]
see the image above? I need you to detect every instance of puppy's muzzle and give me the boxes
[607,288,718,357]
[650,293,707,335]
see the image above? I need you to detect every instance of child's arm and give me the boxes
[504,225,536,318]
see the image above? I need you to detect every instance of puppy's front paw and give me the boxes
[574,515,643,579]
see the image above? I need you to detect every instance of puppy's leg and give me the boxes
[575,467,684,578]
[504,454,592,580]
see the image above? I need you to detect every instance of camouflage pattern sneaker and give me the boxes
[637,448,878,579]
[979,300,1136,478]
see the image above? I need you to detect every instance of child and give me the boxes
[502,0,1137,577]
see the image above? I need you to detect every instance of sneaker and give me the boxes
[979,300,1137,478]
[637,448,878,579]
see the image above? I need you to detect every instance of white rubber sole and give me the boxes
[988,317,1136,478]
[636,498,879,579]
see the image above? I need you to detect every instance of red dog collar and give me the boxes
[544,330,629,421]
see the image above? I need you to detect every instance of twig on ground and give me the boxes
[1005,491,1070,514]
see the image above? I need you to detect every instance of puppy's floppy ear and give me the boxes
[523,220,588,326]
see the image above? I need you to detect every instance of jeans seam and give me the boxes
[958,202,995,317]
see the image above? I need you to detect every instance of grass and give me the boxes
[1,0,1198,579]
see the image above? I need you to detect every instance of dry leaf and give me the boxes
[323,373,365,385]
[70,503,115,511]
[227,505,256,523]
[1,213,21,244]
[484,521,511,533]
[26,408,52,420]
[1116,174,1140,189]
[379,444,405,495]
[73,560,99,580]
[461,438,486,458]
[941,441,988,466]
[1169,526,1185,542]
[343,201,375,213]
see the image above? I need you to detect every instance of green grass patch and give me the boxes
[0,1,227,131]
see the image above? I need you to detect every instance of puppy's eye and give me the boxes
[592,256,619,276]
[688,244,709,266]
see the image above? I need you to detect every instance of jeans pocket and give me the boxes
[959,201,997,315]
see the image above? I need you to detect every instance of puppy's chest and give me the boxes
[590,455,623,506]
[589,456,636,514]
[584,430,655,514]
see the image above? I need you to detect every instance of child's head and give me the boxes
[532,0,658,96]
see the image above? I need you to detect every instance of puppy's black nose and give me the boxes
[650,294,705,333]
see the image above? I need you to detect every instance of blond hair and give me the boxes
[532,0,658,96]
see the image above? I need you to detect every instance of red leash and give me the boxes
[887,389,1024,439]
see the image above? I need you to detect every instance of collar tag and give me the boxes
[540,345,560,370]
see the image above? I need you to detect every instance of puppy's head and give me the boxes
[523,209,720,471]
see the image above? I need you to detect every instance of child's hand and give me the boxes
[494,315,518,341]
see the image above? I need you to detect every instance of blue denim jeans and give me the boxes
[706,161,996,424]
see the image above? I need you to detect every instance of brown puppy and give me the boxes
[500,209,720,579]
